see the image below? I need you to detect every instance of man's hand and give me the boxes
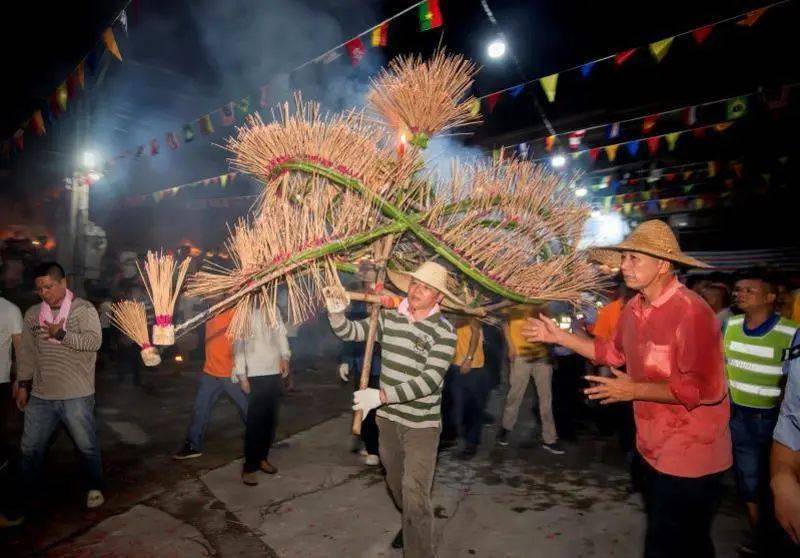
[322,286,349,315]
[16,385,29,411]
[773,471,800,544]
[44,319,65,340]
[583,368,637,404]
[352,388,382,419]
[239,377,251,395]
[459,360,472,374]
[279,358,290,379]
[521,317,561,345]
[338,362,350,382]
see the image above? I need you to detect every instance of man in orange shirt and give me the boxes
[174,308,247,459]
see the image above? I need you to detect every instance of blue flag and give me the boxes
[509,85,525,98]
[626,141,640,157]
[580,62,596,78]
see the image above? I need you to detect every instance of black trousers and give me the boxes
[641,458,724,558]
[243,375,282,472]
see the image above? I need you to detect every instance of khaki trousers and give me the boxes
[377,416,441,558]
[501,358,557,444]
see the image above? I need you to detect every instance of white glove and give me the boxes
[338,362,350,382]
[352,388,382,420]
[322,286,349,314]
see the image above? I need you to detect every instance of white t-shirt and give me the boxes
[0,297,23,384]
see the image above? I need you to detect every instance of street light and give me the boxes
[551,154,566,168]
[487,38,506,59]
[575,187,588,197]
[82,151,97,169]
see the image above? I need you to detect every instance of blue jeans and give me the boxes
[452,367,488,446]
[21,395,103,492]
[730,403,779,502]
[186,373,248,451]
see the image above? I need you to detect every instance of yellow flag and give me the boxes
[469,98,481,117]
[540,74,558,103]
[665,132,681,151]
[103,28,123,61]
[55,83,68,112]
[714,122,733,133]
[605,144,619,162]
[220,174,228,188]
[649,37,674,63]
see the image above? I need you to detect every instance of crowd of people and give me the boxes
[1,220,800,557]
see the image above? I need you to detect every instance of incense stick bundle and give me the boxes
[109,300,161,367]
[138,251,192,346]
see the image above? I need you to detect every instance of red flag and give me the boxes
[149,138,159,155]
[371,22,388,47]
[166,132,179,150]
[664,173,676,182]
[31,111,46,136]
[486,92,501,113]
[345,37,366,66]
[545,135,556,152]
[738,7,769,27]
[646,136,660,155]
[692,127,707,139]
[589,148,600,161]
[614,49,637,66]
[568,130,586,150]
[642,115,657,134]
[692,25,714,45]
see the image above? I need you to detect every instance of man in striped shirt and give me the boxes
[724,270,798,555]
[325,261,457,558]
[16,262,105,512]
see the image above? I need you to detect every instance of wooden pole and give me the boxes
[352,234,395,435]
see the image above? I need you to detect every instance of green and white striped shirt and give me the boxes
[330,308,456,428]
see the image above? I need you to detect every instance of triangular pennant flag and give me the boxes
[118,9,128,34]
[568,130,585,150]
[693,127,707,139]
[614,48,637,66]
[738,7,768,27]
[708,161,717,177]
[605,144,619,162]
[166,132,179,150]
[149,138,159,156]
[580,61,596,78]
[468,98,481,116]
[371,22,388,47]
[102,28,123,61]
[259,85,270,108]
[626,140,640,157]
[726,97,748,120]
[13,129,24,151]
[664,173,677,182]
[724,178,734,189]
[665,132,681,151]
[646,136,661,155]
[607,122,620,139]
[235,97,251,118]
[683,170,693,180]
[221,103,236,126]
[659,199,670,211]
[55,83,68,112]
[603,196,612,209]
[31,110,46,136]
[66,71,78,99]
[641,190,652,201]
[518,142,529,158]
[220,174,228,188]
[199,114,214,135]
[762,173,772,185]
[545,135,556,152]
[486,92,501,113]
[692,25,714,45]
[642,115,657,134]
[75,62,85,89]
[623,202,632,215]
[682,106,697,126]
[418,0,443,31]
[714,122,733,133]
[183,123,195,142]
[589,148,600,161]
[509,85,524,98]
[539,74,558,103]
[649,37,674,63]
[345,37,366,66]
[683,185,695,194]
[731,162,743,178]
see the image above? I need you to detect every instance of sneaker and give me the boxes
[86,489,105,509]
[259,460,278,474]
[391,528,403,549]
[173,442,202,460]
[0,512,25,528]
[365,454,380,466]
[542,442,566,455]
[358,448,369,457]
[242,471,259,486]
[496,428,510,446]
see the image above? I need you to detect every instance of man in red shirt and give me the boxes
[524,220,731,558]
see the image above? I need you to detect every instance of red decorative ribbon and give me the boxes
[141,342,153,350]
[155,315,173,326]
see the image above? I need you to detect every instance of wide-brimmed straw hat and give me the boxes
[387,261,464,306]
[593,219,712,269]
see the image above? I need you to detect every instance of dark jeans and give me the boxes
[452,366,488,446]
[186,372,248,451]
[21,395,103,494]
[243,375,282,472]
[729,403,778,503]
[440,366,458,440]
[552,353,585,440]
[641,457,724,558]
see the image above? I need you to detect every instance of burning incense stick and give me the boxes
[138,251,192,346]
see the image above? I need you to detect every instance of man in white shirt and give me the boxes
[0,295,23,455]
[232,307,291,486]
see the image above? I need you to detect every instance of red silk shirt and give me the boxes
[594,277,732,478]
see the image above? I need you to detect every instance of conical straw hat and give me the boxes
[387,261,464,306]
[596,219,711,269]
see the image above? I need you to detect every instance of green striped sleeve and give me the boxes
[384,327,456,404]
[328,313,369,342]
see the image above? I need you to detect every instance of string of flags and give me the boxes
[475,0,786,110]
[48,0,445,172]
[1,9,128,159]
[122,171,241,206]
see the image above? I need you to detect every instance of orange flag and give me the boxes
[103,28,123,61]
[31,111,46,136]
[55,83,68,112]
[738,7,769,27]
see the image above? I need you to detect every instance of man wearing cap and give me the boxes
[324,261,457,558]
[523,220,731,557]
